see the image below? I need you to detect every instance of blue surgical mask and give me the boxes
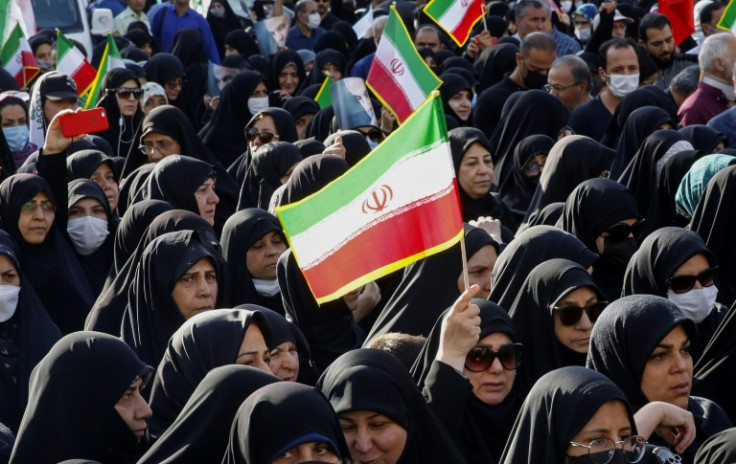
[3,125,28,152]
[366,136,378,150]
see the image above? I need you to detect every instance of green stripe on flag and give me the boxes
[315,73,333,109]
[0,23,19,65]
[718,0,736,30]
[385,7,442,92]
[84,34,122,109]
[277,92,448,235]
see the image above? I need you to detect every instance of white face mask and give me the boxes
[575,27,592,42]
[606,72,639,98]
[0,285,20,323]
[307,12,321,29]
[667,285,718,324]
[210,6,225,17]
[560,1,572,11]
[67,216,109,256]
[253,278,281,297]
[248,96,269,116]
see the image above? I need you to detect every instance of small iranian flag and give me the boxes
[424,0,485,46]
[0,22,38,88]
[83,34,125,109]
[56,30,96,95]
[277,92,463,303]
[366,6,442,124]
[315,73,333,109]
[718,0,736,33]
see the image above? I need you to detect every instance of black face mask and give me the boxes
[567,449,629,464]
[601,236,638,270]
[522,67,548,90]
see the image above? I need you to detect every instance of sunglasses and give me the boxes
[603,220,645,242]
[464,343,523,372]
[668,266,718,294]
[359,128,384,142]
[552,301,608,326]
[110,87,143,100]
[246,128,280,143]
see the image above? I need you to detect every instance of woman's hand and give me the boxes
[470,216,503,244]
[272,89,292,103]
[343,282,381,322]
[634,401,696,455]
[323,136,346,159]
[436,285,481,372]
[42,108,87,155]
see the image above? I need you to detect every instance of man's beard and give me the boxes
[651,53,673,70]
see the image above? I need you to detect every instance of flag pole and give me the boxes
[482,3,488,30]
[460,233,470,290]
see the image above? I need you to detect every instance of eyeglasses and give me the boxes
[246,128,280,144]
[110,87,143,100]
[525,155,547,173]
[543,82,581,93]
[165,79,186,89]
[464,343,523,372]
[668,266,718,294]
[552,301,608,326]
[20,201,56,212]
[603,220,645,242]
[359,128,385,142]
[569,436,647,464]
[139,139,177,154]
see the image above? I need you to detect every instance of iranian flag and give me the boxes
[658,0,694,45]
[366,6,441,124]
[277,92,463,303]
[315,73,333,109]
[718,0,736,33]
[424,0,485,46]
[0,22,38,88]
[83,34,125,109]
[56,30,96,95]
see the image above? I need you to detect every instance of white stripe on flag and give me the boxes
[289,142,455,266]
[353,6,373,39]
[437,0,471,33]
[375,33,428,108]
[57,53,86,78]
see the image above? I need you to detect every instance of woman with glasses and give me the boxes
[507,258,607,393]
[623,227,724,359]
[501,365,696,464]
[588,295,732,462]
[144,53,186,108]
[317,349,467,464]
[411,287,523,464]
[558,178,643,300]
[95,68,144,158]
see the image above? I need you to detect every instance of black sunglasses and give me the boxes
[552,301,608,326]
[668,266,718,294]
[360,128,385,142]
[464,343,523,372]
[245,128,279,144]
[603,220,645,242]
[109,87,143,100]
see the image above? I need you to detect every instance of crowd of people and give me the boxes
[0,0,736,461]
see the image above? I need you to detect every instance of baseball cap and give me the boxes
[40,72,78,101]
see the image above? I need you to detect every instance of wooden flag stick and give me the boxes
[460,232,470,290]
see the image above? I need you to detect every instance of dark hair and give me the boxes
[367,332,427,370]
[0,96,28,120]
[635,44,659,84]
[515,0,548,20]
[520,31,557,58]
[700,2,726,30]
[638,13,671,43]
[599,37,637,71]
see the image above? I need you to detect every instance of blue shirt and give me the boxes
[550,27,580,57]
[708,108,736,149]
[350,52,374,80]
[150,4,221,64]
[286,25,325,51]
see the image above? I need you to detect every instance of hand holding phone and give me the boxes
[58,108,109,138]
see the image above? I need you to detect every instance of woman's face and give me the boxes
[247,230,287,280]
[0,254,20,287]
[552,286,597,354]
[143,95,166,114]
[90,163,119,212]
[668,253,710,292]
[458,142,494,200]
[295,113,314,140]
[272,441,340,464]
[114,377,153,442]
[68,198,107,220]
[565,400,633,461]
[18,191,55,245]
[279,64,300,95]
[456,244,496,298]
[194,178,219,226]
[464,332,516,405]
[251,81,268,99]
[171,257,218,320]
[448,89,472,121]
[164,77,184,102]
[141,132,181,163]
[339,410,408,464]
[249,115,279,153]
[323,63,342,81]
[115,79,141,117]
[640,324,692,409]
[269,341,299,381]
[235,323,272,372]
[1,104,26,128]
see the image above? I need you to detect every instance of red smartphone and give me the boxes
[58,108,109,138]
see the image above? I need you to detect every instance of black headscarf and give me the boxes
[66,149,119,186]
[221,209,286,312]
[138,365,279,464]
[148,308,271,437]
[170,29,208,129]
[109,199,172,277]
[267,50,306,96]
[237,141,303,210]
[499,366,637,464]
[309,49,347,86]
[222,382,351,464]
[439,73,472,124]
[120,229,224,366]
[206,0,242,60]
[498,134,555,223]
[587,294,731,459]
[118,164,155,215]
[224,30,260,57]
[689,165,736,308]
[489,226,598,312]
[0,230,59,434]
[95,68,144,157]
[679,125,727,154]
[520,202,565,231]
[318,349,468,464]
[610,107,676,179]
[10,332,152,464]
[324,130,371,166]
[694,429,736,463]
[144,53,185,89]
[365,224,498,343]
[87,210,213,335]
[474,43,518,93]
[279,154,348,205]
[523,136,615,223]
[508,258,604,393]
[411,300,520,464]
[138,154,214,217]
[0,174,94,334]
[200,71,266,167]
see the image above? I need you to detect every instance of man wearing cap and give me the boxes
[40,73,79,127]
[572,4,597,46]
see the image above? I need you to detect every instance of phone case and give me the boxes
[59,108,109,138]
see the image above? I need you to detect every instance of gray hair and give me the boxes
[669,65,701,95]
[699,31,736,74]
[552,55,591,87]
[515,0,550,20]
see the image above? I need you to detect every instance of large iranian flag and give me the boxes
[56,30,96,95]
[366,6,441,124]
[424,0,484,46]
[277,93,463,303]
[0,22,38,88]
[83,34,125,109]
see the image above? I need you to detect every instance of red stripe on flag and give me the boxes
[302,186,463,298]
[367,54,414,122]
[72,64,97,94]
[452,1,484,43]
